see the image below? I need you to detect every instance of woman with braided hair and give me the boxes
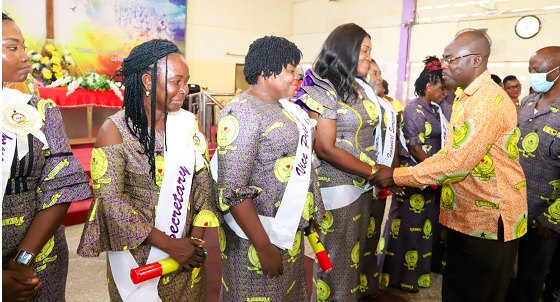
[78,39,221,301]
[380,55,448,293]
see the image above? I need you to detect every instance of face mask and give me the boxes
[530,66,559,93]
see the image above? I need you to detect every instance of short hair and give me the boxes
[2,12,13,22]
[414,56,444,97]
[491,74,502,86]
[502,75,518,86]
[243,36,302,85]
[382,80,389,95]
[313,23,370,103]
[118,39,180,182]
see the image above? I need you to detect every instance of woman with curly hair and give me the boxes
[215,35,324,301]
[380,56,448,293]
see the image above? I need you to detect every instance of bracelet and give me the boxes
[371,165,379,175]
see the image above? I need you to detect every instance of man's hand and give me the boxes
[3,261,42,302]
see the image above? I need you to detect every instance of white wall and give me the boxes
[185,0,293,92]
[291,0,403,95]
[406,0,560,103]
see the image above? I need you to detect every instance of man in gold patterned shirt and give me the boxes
[372,30,527,302]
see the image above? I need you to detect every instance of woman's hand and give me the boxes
[255,243,283,278]
[2,261,42,302]
[165,237,206,272]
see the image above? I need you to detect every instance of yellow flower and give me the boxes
[40,57,50,64]
[52,64,62,73]
[45,44,56,52]
[50,55,62,65]
[42,68,53,80]
[55,72,65,80]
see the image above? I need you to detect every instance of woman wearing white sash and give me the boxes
[78,40,221,302]
[2,13,92,302]
[297,24,401,302]
[215,36,325,301]
[380,56,448,294]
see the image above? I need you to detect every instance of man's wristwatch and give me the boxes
[14,249,35,266]
[371,165,379,175]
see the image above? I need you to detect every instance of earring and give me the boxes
[145,90,150,97]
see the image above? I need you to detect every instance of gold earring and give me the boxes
[145,90,150,97]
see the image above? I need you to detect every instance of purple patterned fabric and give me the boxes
[216,92,325,301]
[381,98,446,292]
[78,110,221,302]
[298,73,384,301]
[2,95,92,302]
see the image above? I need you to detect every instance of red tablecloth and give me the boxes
[38,87,123,108]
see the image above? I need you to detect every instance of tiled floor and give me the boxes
[64,224,443,302]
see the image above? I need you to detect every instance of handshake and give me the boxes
[367,164,405,196]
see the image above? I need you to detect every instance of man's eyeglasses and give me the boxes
[505,84,522,90]
[440,54,479,65]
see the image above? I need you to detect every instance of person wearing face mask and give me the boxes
[2,12,92,302]
[297,23,402,302]
[380,56,448,294]
[506,46,560,302]
[78,39,221,301]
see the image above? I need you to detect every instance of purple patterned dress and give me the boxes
[298,70,383,301]
[78,110,221,302]
[2,94,92,301]
[216,92,325,301]
[381,98,445,292]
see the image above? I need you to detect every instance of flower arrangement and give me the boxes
[28,44,75,86]
[67,72,123,100]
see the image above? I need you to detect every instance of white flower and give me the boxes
[32,53,42,61]
[63,49,71,56]
[31,63,41,70]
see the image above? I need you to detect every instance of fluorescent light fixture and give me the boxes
[488,63,505,67]
[511,8,534,12]
[543,5,560,10]
[510,62,529,68]
[453,14,469,18]
[471,13,485,17]
[417,17,432,22]
[517,76,527,80]
[418,6,433,10]
[454,2,471,7]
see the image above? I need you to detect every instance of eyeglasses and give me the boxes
[505,84,522,90]
[440,54,479,65]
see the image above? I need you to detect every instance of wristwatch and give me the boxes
[14,249,34,266]
[371,165,379,175]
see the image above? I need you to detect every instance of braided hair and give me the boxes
[414,56,443,97]
[244,36,302,85]
[313,23,370,103]
[117,39,180,181]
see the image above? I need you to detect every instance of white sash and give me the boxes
[431,102,448,147]
[358,80,397,166]
[212,99,313,250]
[320,184,373,210]
[1,130,17,200]
[109,109,197,301]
